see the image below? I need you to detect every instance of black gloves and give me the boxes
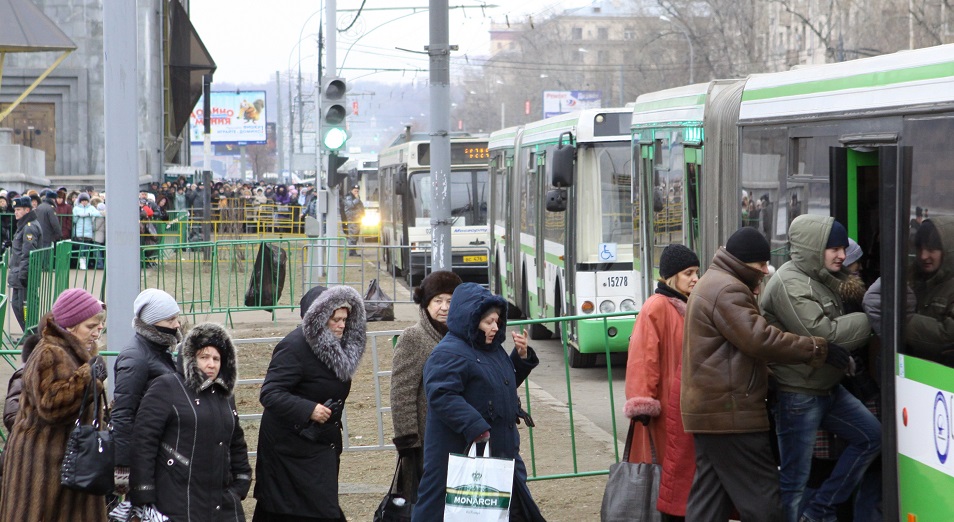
[825,342,851,370]
[634,415,651,426]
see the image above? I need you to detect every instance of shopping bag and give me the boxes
[445,441,515,522]
[364,278,395,322]
[600,419,662,522]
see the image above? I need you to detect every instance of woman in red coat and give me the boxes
[624,244,700,520]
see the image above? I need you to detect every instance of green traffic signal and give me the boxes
[323,127,348,150]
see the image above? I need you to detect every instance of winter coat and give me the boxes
[761,215,872,394]
[112,319,182,467]
[905,216,954,360]
[391,307,445,448]
[343,194,365,223]
[35,201,59,248]
[72,203,100,240]
[681,248,828,434]
[412,283,544,522]
[93,211,106,245]
[0,314,107,522]
[130,323,251,522]
[623,286,694,516]
[8,210,41,288]
[254,285,366,519]
[55,201,73,241]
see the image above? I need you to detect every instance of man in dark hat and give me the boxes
[9,197,42,331]
[681,226,843,521]
[342,184,365,256]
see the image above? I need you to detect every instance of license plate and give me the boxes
[463,255,487,263]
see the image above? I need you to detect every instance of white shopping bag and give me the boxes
[444,440,515,521]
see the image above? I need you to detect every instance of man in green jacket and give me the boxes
[761,215,880,522]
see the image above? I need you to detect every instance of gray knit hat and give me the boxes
[134,288,181,325]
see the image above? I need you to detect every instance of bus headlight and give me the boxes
[620,299,637,312]
[581,300,595,314]
[599,300,616,314]
[361,212,380,227]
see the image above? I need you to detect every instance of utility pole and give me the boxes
[325,0,340,282]
[276,71,284,176]
[288,76,295,162]
[429,0,453,272]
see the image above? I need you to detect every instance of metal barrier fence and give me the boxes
[23,241,106,336]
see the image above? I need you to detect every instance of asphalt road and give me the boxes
[509,335,629,444]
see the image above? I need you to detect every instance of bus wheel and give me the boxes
[569,344,597,368]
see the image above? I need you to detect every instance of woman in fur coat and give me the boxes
[0,288,107,521]
[127,323,251,521]
[390,270,462,502]
[253,285,366,522]
[624,244,700,520]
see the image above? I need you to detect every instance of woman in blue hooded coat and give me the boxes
[412,282,545,521]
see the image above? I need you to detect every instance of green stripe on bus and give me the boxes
[631,93,707,113]
[898,453,954,518]
[899,355,954,392]
[742,62,954,102]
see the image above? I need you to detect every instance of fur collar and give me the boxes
[132,317,181,350]
[180,322,237,395]
[39,312,96,363]
[302,285,366,381]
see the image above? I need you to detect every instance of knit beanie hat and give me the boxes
[134,288,181,325]
[725,227,771,263]
[659,244,700,279]
[826,220,849,249]
[915,219,943,251]
[414,271,463,309]
[52,288,104,328]
[844,238,863,266]
[78,192,90,202]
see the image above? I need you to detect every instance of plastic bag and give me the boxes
[245,243,288,307]
[364,278,395,322]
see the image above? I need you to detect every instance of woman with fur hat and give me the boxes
[390,270,463,502]
[120,323,251,521]
[111,289,183,495]
[253,285,366,522]
[624,244,701,519]
[0,288,107,521]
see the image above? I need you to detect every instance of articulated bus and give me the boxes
[630,43,954,519]
[377,133,491,284]
[489,108,635,367]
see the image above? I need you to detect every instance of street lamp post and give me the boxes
[660,15,694,84]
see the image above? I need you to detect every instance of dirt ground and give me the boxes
[226,310,618,521]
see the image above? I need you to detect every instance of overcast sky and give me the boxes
[191,0,589,86]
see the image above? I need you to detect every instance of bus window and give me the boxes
[902,115,954,367]
[597,143,633,245]
[408,170,489,228]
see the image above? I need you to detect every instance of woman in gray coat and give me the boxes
[390,271,462,501]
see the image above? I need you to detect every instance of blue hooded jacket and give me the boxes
[412,282,544,521]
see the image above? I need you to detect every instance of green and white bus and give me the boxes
[631,43,954,519]
[377,133,491,284]
[488,108,635,367]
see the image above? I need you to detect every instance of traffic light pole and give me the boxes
[324,0,340,282]
[429,0,453,272]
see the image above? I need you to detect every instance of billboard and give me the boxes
[543,90,602,118]
[190,90,267,144]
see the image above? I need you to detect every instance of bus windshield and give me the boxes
[408,170,489,227]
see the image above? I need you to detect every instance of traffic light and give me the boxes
[327,152,350,188]
[321,76,348,151]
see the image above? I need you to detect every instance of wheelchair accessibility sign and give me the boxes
[598,243,617,262]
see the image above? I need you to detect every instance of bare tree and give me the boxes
[246,144,276,180]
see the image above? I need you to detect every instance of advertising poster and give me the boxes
[190,90,267,144]
[543,90,602,118]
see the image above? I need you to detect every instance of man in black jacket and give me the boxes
[34,190,60,249]
[8,197,41,331]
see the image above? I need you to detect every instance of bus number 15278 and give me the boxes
[604,276,628,288]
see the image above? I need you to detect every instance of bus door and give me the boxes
[830,146,881,285]
[642,132,687,301]
[636,140,655,302]
[685,146,702,253]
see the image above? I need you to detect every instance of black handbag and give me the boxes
[373,454,414,522]
[61,360,115,495]
[600,419,662,522]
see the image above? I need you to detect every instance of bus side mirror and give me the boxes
[547,144,575,188]
[546,189,567,212]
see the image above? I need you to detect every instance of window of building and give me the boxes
[572,27,582,40]
[598,27,609,40]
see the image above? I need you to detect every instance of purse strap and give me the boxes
[621,418,659,465]
[74,360,101,429]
